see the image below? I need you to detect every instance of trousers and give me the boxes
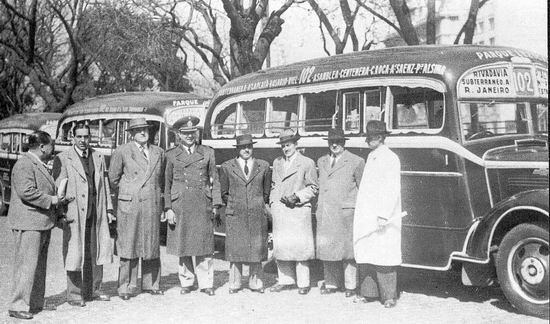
[276,260,310,288]
[323,260,357,290]
[118,258,161,295]
[358,263,398,301]
[178,255,214,289]
[228,262,263,290]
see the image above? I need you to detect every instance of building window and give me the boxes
[489,37,495,45]
[477,21,484,34]
[488,17,495,30]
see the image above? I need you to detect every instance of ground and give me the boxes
[0,217,546,324]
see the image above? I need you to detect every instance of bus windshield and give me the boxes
[459,101,547,141]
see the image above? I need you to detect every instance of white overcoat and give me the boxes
[353,145,402,266]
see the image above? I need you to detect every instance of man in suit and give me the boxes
[164,116,222,296]
[52,123,115,307]
[316,128,365,297]
[109,118,165,300]
[7,131,70,320]
[219,134,271,294]
[269,128,318,295]
[354,120,402,308]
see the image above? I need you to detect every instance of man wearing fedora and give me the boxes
[52,123,114,307]
[109,118,165,300]
[353,120,402,308]
[269,128,318,295]
[219,134,271,294]
[316,127,365,297]
[164,116,222,296]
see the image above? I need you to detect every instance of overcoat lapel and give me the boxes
[328,151,349,176]
[246,159,261,184]
[230,159,247,183]
[27,153,55,187]
[142,147,161,184]
[67,147,87,181]
[91,149,102,189]
[129,143,148,171]
[176,145,204,168]
[282,154,300,181]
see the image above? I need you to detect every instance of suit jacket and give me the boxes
[8,152,56,231]
[53,147,114,271]
[316,150,365,260]
[109,142,165,259]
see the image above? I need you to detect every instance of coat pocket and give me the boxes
[171,192,180,202]
[118,194,132,201]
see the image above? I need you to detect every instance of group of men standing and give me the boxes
[6,114,402,320]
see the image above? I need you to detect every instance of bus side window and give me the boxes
[101,119,117,148]
[60,122,74,142]
[303,90,336,133]
[343,92,361,133]
[241,99,266,137]
[212,103,238,137]
[87,120,101,145]
[12,133,21,153]
[147,121,161,145]
[533,103,548,133]
[266,95,299,137]
[365,88,384,125]
[116,120,129,145]
[21,134,29,152]
[0,134,9,152]
[390,86,444,130]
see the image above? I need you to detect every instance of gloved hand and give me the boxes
[57,196,75,206]
[107,211,117,224]
[286,193,300,205]
[212,207,221,227]
[165,209,176,225]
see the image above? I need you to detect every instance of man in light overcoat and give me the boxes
[109,118,165,300]
[269,128,318,295]
[7,131,68,320]
[52,123,114,306]
[219,134,271,294]
[316,127,365,297]
[354,120,402,308]
[164,116,222,296]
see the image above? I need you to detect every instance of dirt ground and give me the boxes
[0,217,546,324]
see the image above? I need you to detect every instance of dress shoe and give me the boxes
[119,294,132,301]
[269,284,290,293]
[344,289,356,298]
[143,289,164,295]
[200,288,215,296]
[383,299,397,308]
[8,310,33,320]
[180,287,192,295]
[29,305,57,313]
[250,287,265,294]
[320,285,338,295]
[92,294,111,301]
[228,288,240,294]
[67,300,86,307]
[353,296,377,303]
[298,287,310,295]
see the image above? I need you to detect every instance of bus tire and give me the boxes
[496,222,549,318]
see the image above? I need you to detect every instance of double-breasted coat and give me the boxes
[270,152,318,261]
[220,158,271,263]
[8,153,57,231]
[353,145,402,266]
[316,150,365,261]
[164,145,222,257]
[108,142,165,260]
[53,148,113,271]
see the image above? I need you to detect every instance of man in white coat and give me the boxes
[353,120,402,308]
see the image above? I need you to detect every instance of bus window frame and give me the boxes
[1,133,12,152]
[342,91,362,134]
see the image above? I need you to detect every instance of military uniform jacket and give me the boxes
[316,150,365,261]
[108,142,165,260]
[164,145,222,257]
[8,153,56,231]
[220,158,271,262]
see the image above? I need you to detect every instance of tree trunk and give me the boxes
[426,0,436,44]
[389,0,419,45]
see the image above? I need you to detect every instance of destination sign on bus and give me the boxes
[64,105,148,117]
[458,65,548,98]
[218,63,448,96]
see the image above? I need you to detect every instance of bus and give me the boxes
[0,112,61,215]
[55,91,210,157]
[202,45,549,317]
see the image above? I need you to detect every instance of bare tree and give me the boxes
[0,0,93,112]
[454,0,489,44]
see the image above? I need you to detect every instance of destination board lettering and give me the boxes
[65,105,147,116]
[475,49,546,62]
[173,99,201,106]
[218,63,447,96]
[535,68,548,96]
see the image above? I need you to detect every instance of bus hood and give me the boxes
[483,138,549,163]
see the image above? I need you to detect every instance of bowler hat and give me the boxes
[365,120,391,140]
[173,116,200,132]
[126,118,151,131]
[276,128,301,144]
[323,128,349,141]
[233,134,257,147]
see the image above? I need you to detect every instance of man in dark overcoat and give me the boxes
[52,123,114,306]
[219,134,271,294]
[164,116,222,296]
[7,131,68,320]
[316,127,365,297]
[109,118,165,300]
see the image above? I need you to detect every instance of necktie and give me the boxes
[331,156,335,168]
[187,147,192,155]
[140,146,148,160]
[244,160,249,176]
[82,150,87,159]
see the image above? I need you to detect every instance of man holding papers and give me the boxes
[353,120,402,308]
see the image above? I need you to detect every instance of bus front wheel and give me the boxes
[496,222,549,318]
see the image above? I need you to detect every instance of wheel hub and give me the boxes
[520,257,545,285]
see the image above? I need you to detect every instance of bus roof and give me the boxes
[0,112,61,131]
[211,45,547,106]
[60,91,209,120]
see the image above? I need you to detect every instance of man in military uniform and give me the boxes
[164,116,222,296]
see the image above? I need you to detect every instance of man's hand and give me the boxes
[57,196,75,206]
[212,207,221,227]
[286,193,300,205]
[160,211,167,223]
[377,217,388,230]
[165,209,176,225]
[107,211,117,224]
